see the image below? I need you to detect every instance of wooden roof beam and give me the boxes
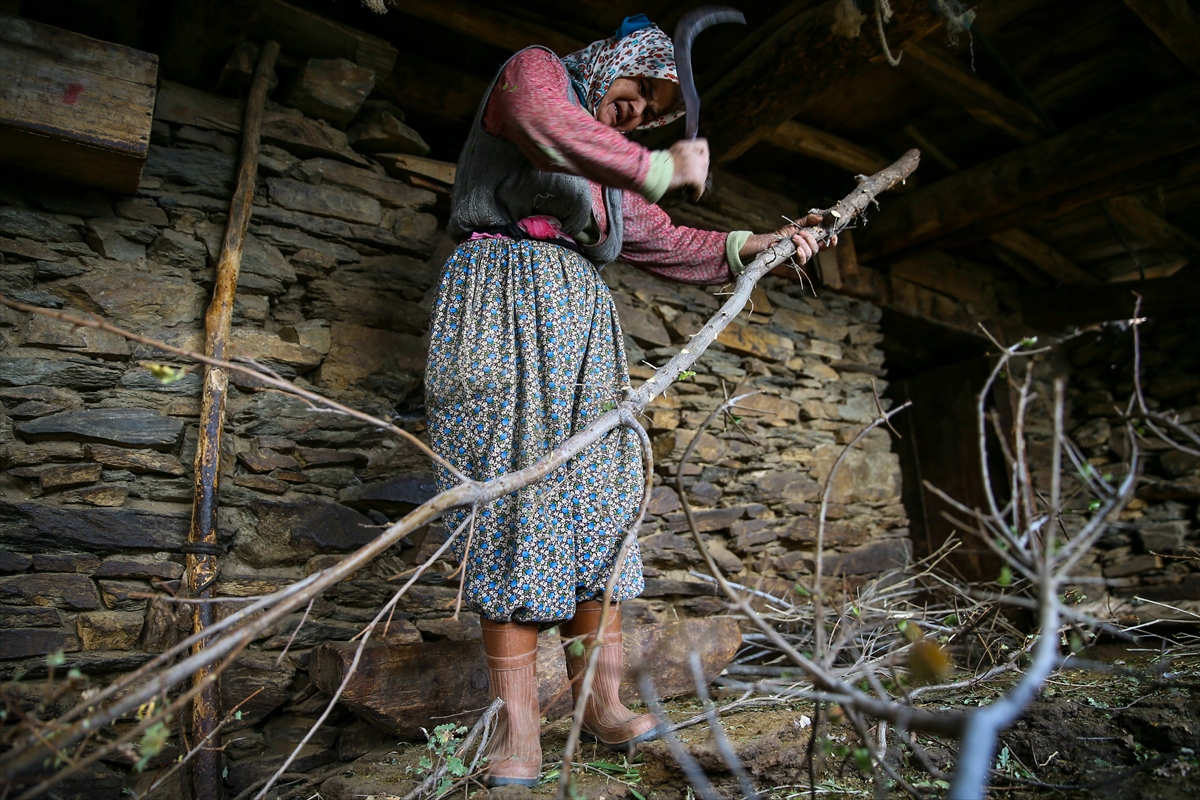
[702,0,945,164]
[768,119,1089,284]
[1101,195,1200,263]
[763,120,890,174]
[854,82,1200,264]
[388,0,586,57]
[1122,0,1200,77]
[901,41,1051,144]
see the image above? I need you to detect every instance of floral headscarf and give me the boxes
[561,15,683,130]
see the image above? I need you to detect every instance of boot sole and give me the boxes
[580,721,668,752]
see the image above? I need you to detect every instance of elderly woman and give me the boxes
[426,15,828,787]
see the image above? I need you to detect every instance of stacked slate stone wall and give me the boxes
[1031,317,1200,625]
[0,78,907,795]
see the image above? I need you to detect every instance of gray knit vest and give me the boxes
[447,47,624,268]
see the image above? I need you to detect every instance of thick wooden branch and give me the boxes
[186,40,278,800]
[854,82,1200,262]
[1122,0,1200,77]
[702,0,943,163]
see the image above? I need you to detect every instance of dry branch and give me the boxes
[186,40,279,800]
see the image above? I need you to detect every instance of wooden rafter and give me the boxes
[764,120,889,174]
[701,0,944,164]
[388,0,586,56]
[1101,195,1200,262]
[1122,0,1200,77]
[901,41,1050,144]
[854,82,1200,262]
[767,118,1090,285]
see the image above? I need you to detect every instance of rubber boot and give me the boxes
[481,619,542,787]
[560,601,664,750]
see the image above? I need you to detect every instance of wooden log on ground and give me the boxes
[703,0,944,163]
[0,14,157,194]
[311,617,742,738]
[855,82,1200,262]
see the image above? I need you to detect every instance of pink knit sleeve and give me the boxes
[481,48,653,193]
[617,190,736,286]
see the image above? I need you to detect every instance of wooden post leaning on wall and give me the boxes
[185,39,280,800]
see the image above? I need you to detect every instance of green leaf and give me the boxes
[629,790,647,800]
[234,710,242,721]
[144,363,188,384]
[135,722,170,772]
[853,748,872,775]
[447,756,466,777]
[997,566,1013,587]
[567,639,585,658]
[601,400,617,412]
[1020,337,1038,346]
[418,755,433,772]
[45,650,66,668]
[676,369,696,382]
[794,584,810,597]
[1087,499,1102,512]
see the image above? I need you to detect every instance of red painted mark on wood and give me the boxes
[62,83,84,105]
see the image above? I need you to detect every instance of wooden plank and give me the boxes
[986,228,1095,284]
[372,57,489,123]
[1101,195,1200,260]
[854,82,1200,262]
[1023,268,1200,328]
[1122,0,1200,76]
[890,252,991,307]
[0,14,157,193]
[901,41,1049,144]
[764,120,889,174]
[702,0,944,163]
[389,0,586,57]
[249,0,398,79]
[311,618,742,738]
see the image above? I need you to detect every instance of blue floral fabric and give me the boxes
[425,238,646,623]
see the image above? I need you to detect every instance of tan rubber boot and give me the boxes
[481,619,542,787]
[561,601,663,750]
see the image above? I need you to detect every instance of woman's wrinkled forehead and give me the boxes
[561,22,683,130]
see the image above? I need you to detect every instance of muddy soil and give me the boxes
[317,645,1200,800]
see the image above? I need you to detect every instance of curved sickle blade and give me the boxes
[673,6,746,139]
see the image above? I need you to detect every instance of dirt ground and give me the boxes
[316,641,1200,800]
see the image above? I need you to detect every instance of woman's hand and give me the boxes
[738,213,837,265]
[667,138,710,201]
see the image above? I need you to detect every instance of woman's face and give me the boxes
[596,76,680,132]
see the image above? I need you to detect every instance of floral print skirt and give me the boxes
[425,238,645,623]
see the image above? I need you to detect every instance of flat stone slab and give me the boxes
[0,501,191,553]
[17,408,185,449]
